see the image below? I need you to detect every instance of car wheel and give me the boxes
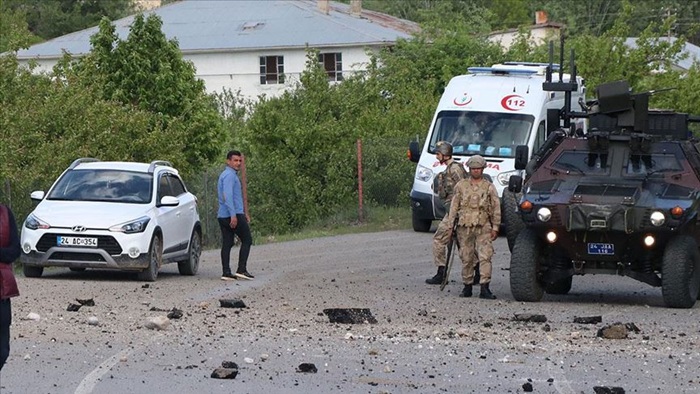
[662,235,700,308]
[412,212,432,232]
[509,228,544,302]
[137,235,162,282]
[23,264,43,278]
[178,230,201,276]
[503,190,524,253]
[545,276,572,295]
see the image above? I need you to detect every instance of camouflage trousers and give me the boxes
[455,225,493,285]
[432,212,455,267]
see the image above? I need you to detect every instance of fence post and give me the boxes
[356,139,364,223]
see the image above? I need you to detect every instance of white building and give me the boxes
[15,0,418,101]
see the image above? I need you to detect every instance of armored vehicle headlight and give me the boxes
[546,231,557,243]
[416,165,433,182]
[537,207,552,222]
[643,235,655,247]
[650,211,665,226]
[520,200,533,213]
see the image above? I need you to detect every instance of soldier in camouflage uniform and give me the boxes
[425,142,468,284]
[445,155,501,299]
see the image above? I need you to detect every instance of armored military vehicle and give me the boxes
[507,73,700,308]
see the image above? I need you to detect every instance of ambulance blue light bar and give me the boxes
[467,63,561,75]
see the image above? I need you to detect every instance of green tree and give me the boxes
[2,0,134,41]
[68,14,226,171]
[0,0,42,52]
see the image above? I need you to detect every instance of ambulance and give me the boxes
[408,62,586,232]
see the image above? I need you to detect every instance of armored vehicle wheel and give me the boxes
[661,235,700,308]
[412,212,432,232]
[545,276,572,295]
[503,190,524,253]
[509,228,544,302]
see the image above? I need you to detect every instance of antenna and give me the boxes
[542,31,581,134]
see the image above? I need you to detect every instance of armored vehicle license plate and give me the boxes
[587,243,614,255]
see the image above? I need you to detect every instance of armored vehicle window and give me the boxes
[625,153,682,175]
[552,151,610,175]
[429,110,534,157]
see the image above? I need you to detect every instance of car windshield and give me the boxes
[47,169,153,203]
[428,110,534,157]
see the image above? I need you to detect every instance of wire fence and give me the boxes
[1,137,419,249]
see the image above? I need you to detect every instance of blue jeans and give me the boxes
[218,214,252,274]
[0,298,11,371]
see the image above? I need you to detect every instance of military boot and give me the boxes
[459,284,473,297]
[479,283,497,299]
[425,266,445,285]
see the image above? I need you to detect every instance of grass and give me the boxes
[257,206,412,245]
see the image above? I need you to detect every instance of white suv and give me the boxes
[20,158,202,281]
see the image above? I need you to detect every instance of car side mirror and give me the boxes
[508,175,523,193]
[408,141,421,163]
[514,145,529,170]
[158,196,180,207]
[30,191,45,201]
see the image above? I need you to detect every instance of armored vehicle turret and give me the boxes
[507,74,700,308]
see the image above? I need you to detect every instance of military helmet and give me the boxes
[436,141,453,156]
[467,155,486,169]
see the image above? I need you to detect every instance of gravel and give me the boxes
[3,231,700,393]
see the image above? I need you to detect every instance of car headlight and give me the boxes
[416,165,433,182]
[110,216,151,234]
[24,213,50,230]
[496,169,523,186]
[649,211,665,227]
[537,207,552,222]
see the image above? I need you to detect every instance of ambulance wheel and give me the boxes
[412,212,432,232]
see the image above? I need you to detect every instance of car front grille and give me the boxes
[50,252,108,262]
[37,233,123,255]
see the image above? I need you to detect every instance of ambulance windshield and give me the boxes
[429,111,534,158]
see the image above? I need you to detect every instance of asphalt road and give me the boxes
[1,230,699,394]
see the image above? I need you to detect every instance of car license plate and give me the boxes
[587,243,614,255]
[57,236,98,247]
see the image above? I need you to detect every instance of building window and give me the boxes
[260,56,285,85]
[318,52,343,82]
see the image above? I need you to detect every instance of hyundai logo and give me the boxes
[72,226,87,232]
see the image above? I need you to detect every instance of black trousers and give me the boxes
[218,214,252,274]
[0,298,10,371]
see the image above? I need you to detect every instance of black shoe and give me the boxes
[235,271,254,280]
[425,266,445,285]
[459,285,473,298]
[221,273,237,281]
[479,284,497,299]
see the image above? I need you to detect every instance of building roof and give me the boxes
[16,0,419,60]
[624,37,700,71]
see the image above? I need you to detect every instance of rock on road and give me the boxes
[1,230,699,393]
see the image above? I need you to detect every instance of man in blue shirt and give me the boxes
[217,150,254,280]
